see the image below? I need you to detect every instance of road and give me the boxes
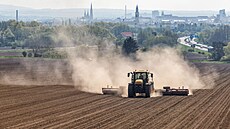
[178,36,213,52]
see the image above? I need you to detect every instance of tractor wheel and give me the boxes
[128,85,135,98]
[145,85,151,98]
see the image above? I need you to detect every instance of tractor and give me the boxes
[127,70,154,98]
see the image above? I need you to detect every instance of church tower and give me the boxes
[135,5,139,24]
[90,3,93,20]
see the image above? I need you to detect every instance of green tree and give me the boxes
[88,25,115,40]
[209,25,230,45]
[212,42,225,61]
[223,42,230,61]
[138,28,178,49]
[24,32,54,55]
[94,22,116,30]
[2,28,15,46]
[0,20,44,47]
[111,24,133,38]
[22,51,27,57]
[27,21,40,27]
[137,28,156,45]
[122,37,138,56]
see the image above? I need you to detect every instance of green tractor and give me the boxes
[127,70,154,98]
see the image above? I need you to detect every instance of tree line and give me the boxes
[196,25,230,61]
[0,20,179,57]
[1,20,230,61]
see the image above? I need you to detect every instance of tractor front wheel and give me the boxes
[128,85,135,98]
[145,85,151,98]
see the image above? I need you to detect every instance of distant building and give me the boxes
[83,3,93,23]
[219,9,226,18]
[125,5,127,20]
[152,10,160,19]
[161,11,164,16]
[90,3,93,20]
[135,5,139,24]
[84,10,90,19]
[216,9,227,23]
[16,10,19,22]
[121,32,133,38]
[69,19,71,25]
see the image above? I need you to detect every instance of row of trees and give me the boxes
[0,20,179,58]
[90,22,230,61]
[90,22,178,48]
[196,25,230,61]
[138,28,178,49]
[0,20,45,47]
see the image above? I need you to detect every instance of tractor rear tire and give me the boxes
[128,85,135,98]
[145,85,151,98]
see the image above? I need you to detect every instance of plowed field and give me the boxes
[0,59,230,129]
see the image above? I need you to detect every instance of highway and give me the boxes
[178,36,213,52]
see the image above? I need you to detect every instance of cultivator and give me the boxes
[102,85,125,96]
[162,86,189,96]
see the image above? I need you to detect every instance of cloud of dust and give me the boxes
[0,59,73,86]
[54,27,132,93]
[137,48,206,90]
[0,25,215,96]
[54,26,215,95]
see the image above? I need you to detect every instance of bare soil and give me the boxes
[0,58,229,129]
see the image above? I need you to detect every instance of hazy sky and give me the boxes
[1,0,230,10]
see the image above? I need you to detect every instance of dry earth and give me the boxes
[0,58,229,129]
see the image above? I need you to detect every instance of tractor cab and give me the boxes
[128,70,153,84]
[127,70,154,98]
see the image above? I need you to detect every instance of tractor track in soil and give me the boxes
[0,59,230,129]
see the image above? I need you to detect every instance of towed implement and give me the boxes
[162,86,189,96]
[102,86,125,95]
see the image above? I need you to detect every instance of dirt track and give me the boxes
[0,59,230,129]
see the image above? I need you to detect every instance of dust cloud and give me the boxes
[68,47,210,95]
[54,27,214,95]
[0,26,215,96]
[0,59,73,86]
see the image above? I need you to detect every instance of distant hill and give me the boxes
[0,4,227,21]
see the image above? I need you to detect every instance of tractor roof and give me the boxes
[134,70,149,72]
